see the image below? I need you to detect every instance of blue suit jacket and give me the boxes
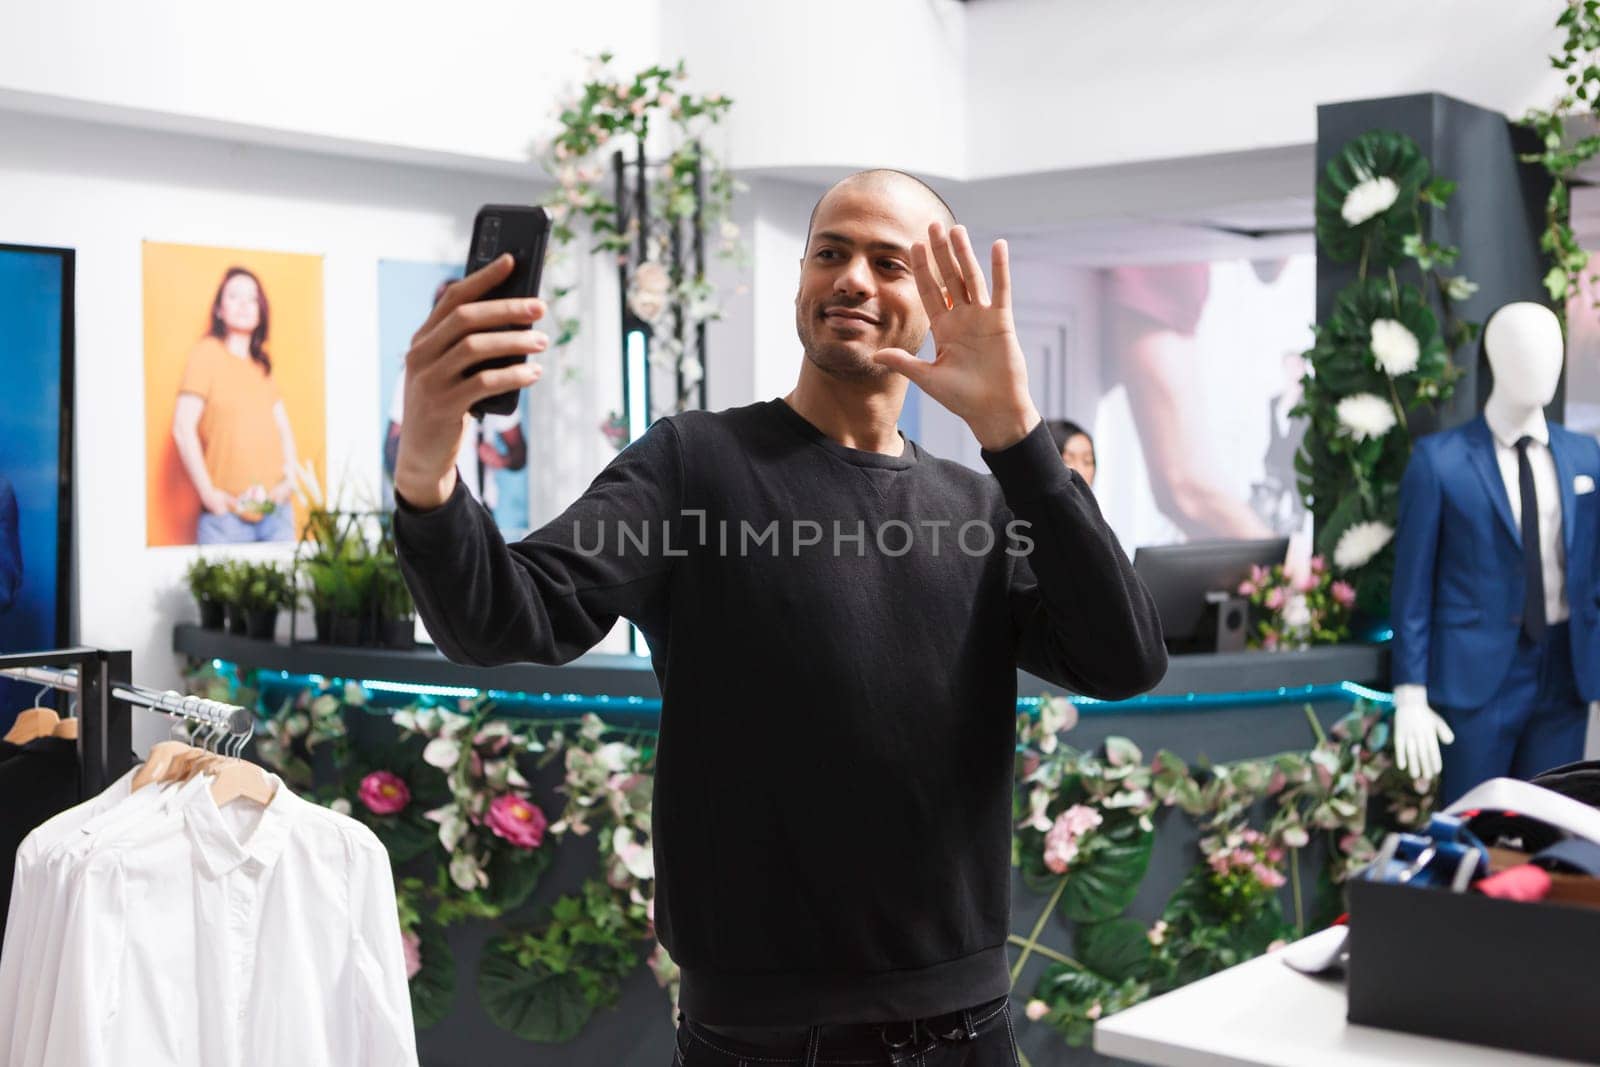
[1391,415,1600,708]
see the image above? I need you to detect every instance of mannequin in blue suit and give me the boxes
[1391,302,1600,804]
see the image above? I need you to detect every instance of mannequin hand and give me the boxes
[200,487,234,516]
[1392,684,1455,781]
[1587,701,1600,761]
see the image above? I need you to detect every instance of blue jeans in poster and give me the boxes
[196,507,294,545]
[671,994,1020,1066]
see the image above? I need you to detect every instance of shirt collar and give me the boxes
[1485,405,1549,450]
[183,771,296,879]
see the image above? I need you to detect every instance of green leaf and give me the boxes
[1104,736,1143,768]
[484,845,553,913]
[1059,820,1154,923]
[1315,130,1431,267]
[479,945,593,1042]
[409,920,457,1029]
[1076,918,1154,982]
[369,812,438,865]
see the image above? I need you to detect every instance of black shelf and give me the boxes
[172,624,662,699]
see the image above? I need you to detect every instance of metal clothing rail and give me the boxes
[0,647,252,798]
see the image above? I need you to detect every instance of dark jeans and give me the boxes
[672,994,1020,1066]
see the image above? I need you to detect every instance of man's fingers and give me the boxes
[950,226,990,306]
[870,347,932,387]
[928,222,970,305]
[416,254,515,340]
[991,239,1012,310]
[436,329,549,382]
[909,243,952,321]
[455,360,544,406]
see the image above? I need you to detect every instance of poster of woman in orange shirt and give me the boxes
[144,243,325,547]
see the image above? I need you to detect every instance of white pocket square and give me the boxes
[1577,475,1596,495]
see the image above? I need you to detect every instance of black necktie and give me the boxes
[1517,435,1547,644]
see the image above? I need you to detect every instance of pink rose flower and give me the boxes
[485,794,548,850]
[1310,555,1326,574]
[1238,579,1258,597]
[358,771,411,816]
[1265,587,1286,611]
[401,929,422,979]
[1330,580,1356,608]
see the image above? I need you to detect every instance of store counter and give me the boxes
[1094,927,1582,1066]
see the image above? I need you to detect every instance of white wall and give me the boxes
[0,107,630,719]
[964,0,1566,179]
[0,0,661,168]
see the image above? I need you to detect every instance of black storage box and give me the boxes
[1347,877,1600,1063]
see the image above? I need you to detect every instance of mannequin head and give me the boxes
[1483,302,1563,412]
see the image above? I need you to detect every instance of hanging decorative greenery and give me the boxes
[532,53,747,422]
[1295,130,1476,618]
[1522,0,1600,308]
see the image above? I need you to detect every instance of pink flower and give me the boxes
[1019,752,1040,780]
[1293,568,1316,593]
[1253,863,1286,889]
[1310,555,1326,575]
[1265,587,1286,611]
[1238,579,1258,597]
[1267,769,1287,795]
[1250,564,1269,584]
[1025,999,1050,1021]
[1043,804,1103,874]
[1330,581,1356,608]
[358,771,411,816]
[1086,1002,1103,1021]
[401,929,422,979]
[485,794,548,850]
[1262,631,1280,651]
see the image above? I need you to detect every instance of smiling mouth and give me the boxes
[822,309,878,326]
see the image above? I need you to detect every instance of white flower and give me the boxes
[1335,393,1397,441]
[423,737,461,770]
[612,825,656,881]
[1341,176,1399,226]
[1333,520,1394,570]
[1281,593,1312,630]
[329,798,352,816]
[720,220,740,240]
[449,851,487,892]
[1147,920,1168,946]
[595,741,638,772]
[1025,999,1050,1021]
[1369,319,1419,376]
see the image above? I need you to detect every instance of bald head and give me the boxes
[805,169,955,250]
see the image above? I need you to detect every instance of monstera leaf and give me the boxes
[1315,277,1450,402]
[1314,130,1431,267]
[409,920,457,1030]
[1075,918,1156,983]
[478,943,593,1043]
[1058,819,1154,924]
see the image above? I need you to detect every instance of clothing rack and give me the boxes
[0,647,253,798]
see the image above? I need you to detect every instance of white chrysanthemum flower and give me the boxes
[1336,393,1397,441]
[1341,176,1399,226]
[1369,318,1419,376]
[1334,521,1394,570]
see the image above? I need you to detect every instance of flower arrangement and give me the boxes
[1297,129,1476,617]
[1237,556,1354,651]
[533,53,746,422]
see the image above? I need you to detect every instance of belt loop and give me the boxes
[962,1004,978,1041]
[802,1023,821,1067]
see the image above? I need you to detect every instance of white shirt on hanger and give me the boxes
[1485,406,1569,626]
[36,772,417,1067]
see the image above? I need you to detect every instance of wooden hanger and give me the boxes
[132,740,198,791]
[209,758,276,807]
[52,718,78,740]
[4,707,61,745]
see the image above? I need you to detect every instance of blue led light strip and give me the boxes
[220,660,1393,721]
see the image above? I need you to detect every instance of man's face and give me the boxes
[794,181,938,380]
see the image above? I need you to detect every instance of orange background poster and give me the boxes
[143,242,326,547]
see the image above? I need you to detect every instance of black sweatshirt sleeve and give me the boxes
[392,417,684,667]
[981,419,1167,700]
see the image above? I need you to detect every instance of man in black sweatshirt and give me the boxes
[392,170,1165,1064]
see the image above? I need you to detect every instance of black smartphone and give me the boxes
[463,204,551,418]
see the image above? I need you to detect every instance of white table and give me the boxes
[1093,927,1584,1066]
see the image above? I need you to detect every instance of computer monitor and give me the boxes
[1133,538,1290,654]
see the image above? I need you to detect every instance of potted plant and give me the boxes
[240,561,296,641]
[370,558,415,649]
[220,560,250,636]
[184,556,226,630]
